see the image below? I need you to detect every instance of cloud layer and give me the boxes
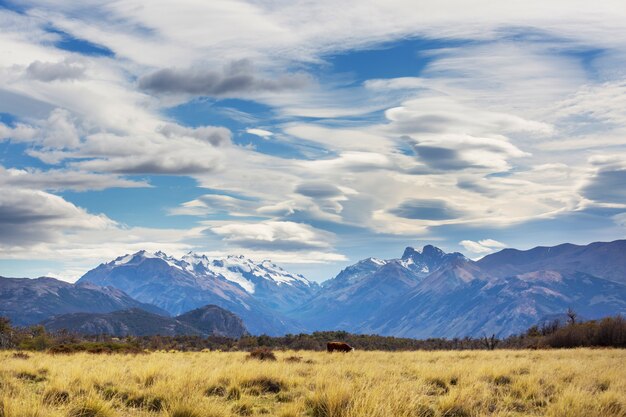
[1,1,626,279]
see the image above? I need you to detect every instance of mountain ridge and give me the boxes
[41,304,248,338]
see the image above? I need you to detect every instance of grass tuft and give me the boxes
[67,398,113,417]
[43,387,71,405]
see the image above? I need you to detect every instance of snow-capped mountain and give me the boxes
[78,250,318,335]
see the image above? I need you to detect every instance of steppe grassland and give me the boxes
[1,349,625,417]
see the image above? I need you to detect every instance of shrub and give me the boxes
[247,348,276,361]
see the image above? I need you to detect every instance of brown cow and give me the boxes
[327,341,354,352]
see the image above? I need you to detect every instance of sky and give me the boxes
[0,0,625,282]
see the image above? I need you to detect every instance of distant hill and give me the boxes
[41,305,248,338]
[0,276,167,326]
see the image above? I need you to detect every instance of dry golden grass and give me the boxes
[0,349,625,417]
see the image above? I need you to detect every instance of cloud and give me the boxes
[0,122,38,142]
[74,151,222,175]
[160,123,231,147]
[0,188,113,247]
[460,239,507,254]
[0,166,149,191]
[246,128,273,138]
[295,182,344,199]
[138,60,309,97]
[582,155,626,205]
[209,220,337,251]
[171,194,256,217]
[390,198,462,220]
[26,58,86,82]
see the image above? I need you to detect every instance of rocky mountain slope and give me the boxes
[41,305,248,338]
[0,276,166,326]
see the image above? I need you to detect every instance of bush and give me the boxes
[247,348,276,361]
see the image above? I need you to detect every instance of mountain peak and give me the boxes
[422,244,445,257]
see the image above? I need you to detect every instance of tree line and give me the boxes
[1,313,624,353]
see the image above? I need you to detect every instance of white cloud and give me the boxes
[246,128,273,138]
[460,239,507,254]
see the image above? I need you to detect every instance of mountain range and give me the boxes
[1,240,625,338]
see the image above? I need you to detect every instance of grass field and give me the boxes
[1,349,625,417]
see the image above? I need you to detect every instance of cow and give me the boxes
[327,341,354,352]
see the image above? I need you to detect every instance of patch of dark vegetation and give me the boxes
[284,355,302,363]
[11,352,30,360]
[95,383,128,401]
[205,384,227,397]
[227,386,242,401]
[425,378,449,395]
[125,394,165,411]
[247,347,276,361]
[232,403,253,416]
[493,375,512,386]
[43,388,70,405]
[242,376,283,394]
[14,371,46,382]
[594,380,610,393]
[67,401,111,417]
[440,405,471,417]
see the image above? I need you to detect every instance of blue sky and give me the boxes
[0,0,625,281]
